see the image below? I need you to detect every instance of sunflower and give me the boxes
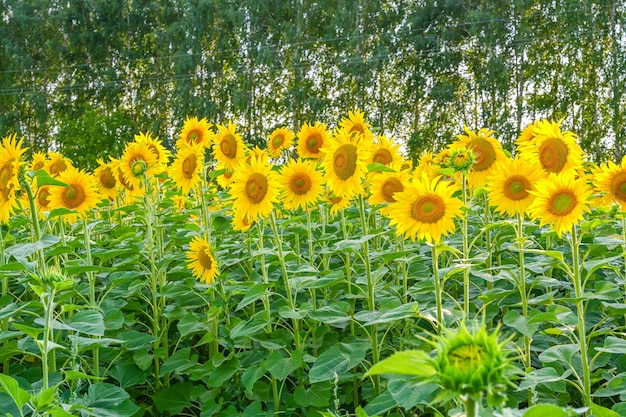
[93,158,119,201]
[231,209,254,232]
[47,167,101,223]
[177,116,213,150]
[109,158,141,200]
[528,173,592,237]
[450,126,507,188]
[229,157,280,222]
[170,145,204,195]
[515,119,543,148]
[135,131,171,169]
[320,128,371,198]
[186,236,219,284]
[324,189,352,217]
[387,174,464,244]
[0,133,28,223]
[267,127,295,158]
[245,146,270,166]
[368,170,411,217]
[339,109,373,143]
[368,134,403,171]
[119,140,159,191]
[34,184,52,220]
[517,119,583,177]
[592,155,626,212]
[45,152,72,178]
[213,121,246,170]
[296,121,330,160]
[30,151,47,172]
[486,157,544,218]
[412,151,440,180]
[277,158,325,210]
[171,195,190,212]
[215,161,235,189]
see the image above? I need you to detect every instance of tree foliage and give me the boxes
[0,0,624,165]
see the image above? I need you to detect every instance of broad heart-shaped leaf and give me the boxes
[364,350,436,378]
[0,373,31,409]
[69,310,105,336]
[593,372,626,398]
[75,383,139,417]
[363,390,396,417]
[293,382,331,408]
[590,403,620,417]
[264,350,302,380]
[309,341,370,383]
[538,344,579,366]
[522,404,576,417]
[503,310,540,338]
[109,363,148,389]
[517,367,571,392]
[387,377,438,410]
[5,233,60,264]
[595,336,626,354]
[32,169,69,187]
[153,382,193,415]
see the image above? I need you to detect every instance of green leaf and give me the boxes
[229,312,269,341]
[116,330,157,350]
[593,372,626,397]
[595,336,626,354]
[590,403,620,417]
[5,234,60,264]
[235,283,271,311]
[153,382,193,415]
[70,310,105,336]
[538,344,579,366]
[309,342,369,383]
[518,368,571,392]
[293,382,331,407]
[367,162,396,173]
[503,310,540,338]
[363,391,396,416]
[64,370,104,382]
[109,363,148,389]
[33,169,69,187]
[365,350,435,378]
[241,366,265,393]
[522,404,574,417]
[0,373,31,409]
[160,348,197,377]
[264,350,302,380]
[76,383,139,417]
[309,301,352,327]
[354,302,419,326]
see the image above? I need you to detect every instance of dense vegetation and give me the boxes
[1,0,625,167]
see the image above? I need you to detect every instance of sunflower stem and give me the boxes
[269,212,301,351]
[464,396,479,417]
[432,244,444,333]
[305,207,317,309]
[399,237,408,304]
[569,226,592,411]
[256,222,272,325]
[41,286,56,392]
[516,213,533,406]
[358,195,379,396]
[462,173,470,318]
[23,178,46,272]
[622,215,626,293]
[0,228,8,374]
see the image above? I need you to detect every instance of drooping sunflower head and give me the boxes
[186,236,219,284]
[434,322,514,405]
[486,157,544,218]
[177,116,213,150]
[30,151,48,172]
[213,121,246,170]
[229,157,280,223]
[0,133,28,223]
[339,109,373,143]
[387,174,464,244]
[452,126,506,188]
[528,172,592,237]
[267,127,295,158]
[518,119,583,176]
[296,121,331,160]
[93,158,119,201]
[120,140,159,190]
[592,155,626,212]
[320,128,371,198]
[47,167,102,223]
[44,152,72,178]
[170,144,204,195]
[277,158,325,211]
[135,131,171,169]
[368,134,403,171]
[367,171,410,217]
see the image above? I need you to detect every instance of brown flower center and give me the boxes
[32,160,45,171]
[220,134,238,159]
[349,124,364,135]
[49,160,67,177]
[290,173,312,195]
[272,134,285,149]
[381,178,403,202]
[61,184,86,209]
[187,129,203,145]
[182,155,197,179]
[548,190,577,216]
[333,144,358,180]
[470,138,496,172]
[198,247,213,270]
[245,173,268,204]
[0,162,12,193]
[611,171,626,202]
[37,186,50,208]
[373,149,393,166]
[411,194,445,223]
[306,133,323,154]
[99,167,116,189]
[538,137,568,174]
[503,175,531,201]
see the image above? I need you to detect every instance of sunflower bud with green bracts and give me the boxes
[445,148,477,175]
[365,322,518,412]
[30,268,74,294]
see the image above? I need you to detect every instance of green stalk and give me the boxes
[432,244,444,332]
[305,206,317,310]
[1,228,8,374]
[461,173,470,318]
[465,396,478,417]
[23,178,46,272]
[41,287,56,391]
[358,195,379,396]
[82,218,100,378]
[622,216,626,298]
[516,214,532,406]
[256,222,271,324]
[399,237,408,304]
[569,226,591,409]
[269,212,301,351]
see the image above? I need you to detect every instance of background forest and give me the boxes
[0,0,624,168]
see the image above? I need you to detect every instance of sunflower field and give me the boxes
[1,111,626,417]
